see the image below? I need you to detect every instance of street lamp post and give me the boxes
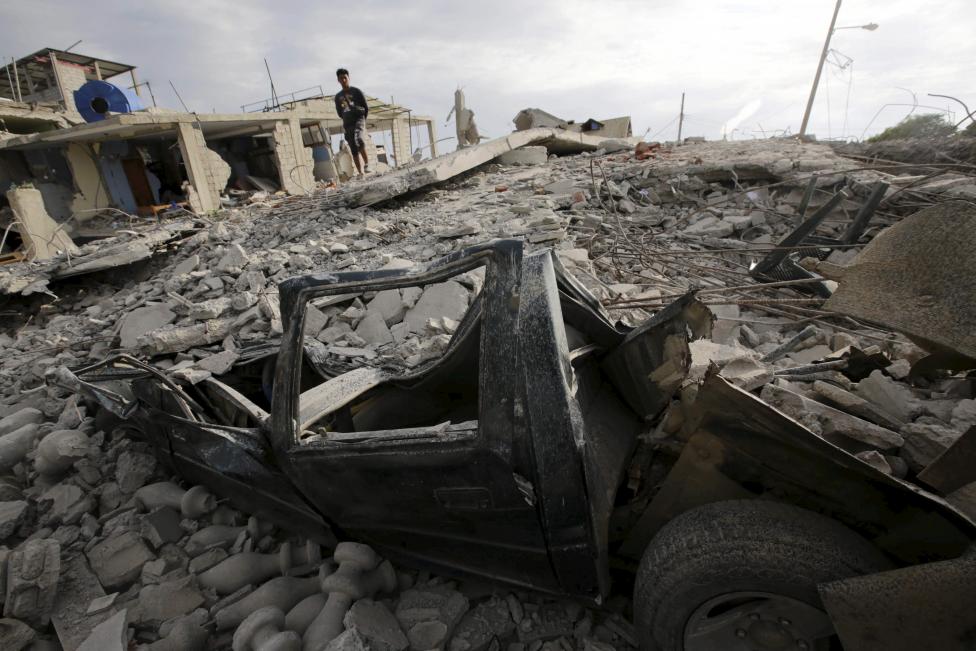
[798,0,878,138]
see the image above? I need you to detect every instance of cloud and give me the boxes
[2,0,974,142]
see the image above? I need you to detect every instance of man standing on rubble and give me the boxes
[334,68,370,178]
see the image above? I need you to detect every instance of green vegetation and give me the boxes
[867,113,958,142]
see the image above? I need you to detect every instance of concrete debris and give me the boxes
[761,384,904,451]
[4,538,60,627]
[2,117,975,651]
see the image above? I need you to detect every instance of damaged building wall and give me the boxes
[272,117,315,195]
[176,123,231,213]
[63,143,112,219]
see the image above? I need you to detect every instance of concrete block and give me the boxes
[496,146,548,166]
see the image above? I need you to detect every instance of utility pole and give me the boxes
[799,0,842,139]
[677,92,685,143]
[264,58,280,111]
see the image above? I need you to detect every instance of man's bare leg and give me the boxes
[359,149,369,173]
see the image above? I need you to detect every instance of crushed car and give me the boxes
[51,239,976,651]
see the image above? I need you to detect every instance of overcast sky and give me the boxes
[4,0,974,148]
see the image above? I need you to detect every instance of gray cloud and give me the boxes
[2,0,973,143]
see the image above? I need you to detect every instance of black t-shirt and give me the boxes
[334,87,368,127]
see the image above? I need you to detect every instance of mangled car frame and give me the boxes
[53,239,976,651]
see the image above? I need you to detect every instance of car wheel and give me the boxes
[634,500,891,651]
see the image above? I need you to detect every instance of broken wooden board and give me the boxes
[5,186,81,261]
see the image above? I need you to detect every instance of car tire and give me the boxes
[634,499,891,651]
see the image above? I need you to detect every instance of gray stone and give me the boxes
[0,501,28,540]
[132,576,205,627]
[173,255,199,275]
[189,297,232,320]
[449,596,515,651]
[856,370,920,423]
[119,304,176,349]
[855,450,892,474]
[142,507,184,548]
[77,608,127,651]
[396,585,469,650]
[899,418,962,473]
[35,429,90,477]
[305,305,330,337]
[188,547,227,574]
[0,617,35,651]
[366,289,406,326]
[684,216,734,238]
[0,424,42,473]
[196,350,239,375]
[812,381,904,430]
[761,384,904,450]
[4,538,60,627]
[543,180,576,196]
[0,408,43,436]
[216,243,249,274]
[403,282,470,334]
[86,531,156,590]
[344,599,408,651]
[951,399,976,433]
[355,311,394,347]
[115,450,157,494]
[41,483,91,525]
[325,627,371,651]
[787,344,833,365]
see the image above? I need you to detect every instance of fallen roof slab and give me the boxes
[338,127,635,208]
[0,219,200,296]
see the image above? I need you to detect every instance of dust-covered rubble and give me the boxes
[1,136,975,649]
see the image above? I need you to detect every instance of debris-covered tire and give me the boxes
[634,500,891,651]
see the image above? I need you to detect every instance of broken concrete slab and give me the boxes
[855,370,920,423]
[76,608,127,651]
[341,128,610,208]
[761,384,904,451]
[0,617,35,651]
[899,418,963,474]
[86,531,156,590]
[823,202,976,364]
[403,281,470,334]
[355,311,394,346]
[119,305,177,349]
[344,599,409,651]
[497,146,548,166]
[4,538,60,627]
[812,380,904,430]
[131,576,205,628]
[51,553,113,651]
[6,186,81,261]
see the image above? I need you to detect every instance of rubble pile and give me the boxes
[0,398,640,650]
[1,136,975,648]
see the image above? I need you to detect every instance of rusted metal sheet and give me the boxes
[819,554,976,651]
[825,202,976,363]
[918,425,976,495]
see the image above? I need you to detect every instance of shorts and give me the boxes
[344,119,367,156]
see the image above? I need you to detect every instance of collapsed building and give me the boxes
[0,46,975,651]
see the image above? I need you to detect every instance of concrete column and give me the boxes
[271,118,314,195]
[427,120,438,158]
[176,122,220,213]
[390,117,411,167]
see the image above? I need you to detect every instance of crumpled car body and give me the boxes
[53,240,976,612]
